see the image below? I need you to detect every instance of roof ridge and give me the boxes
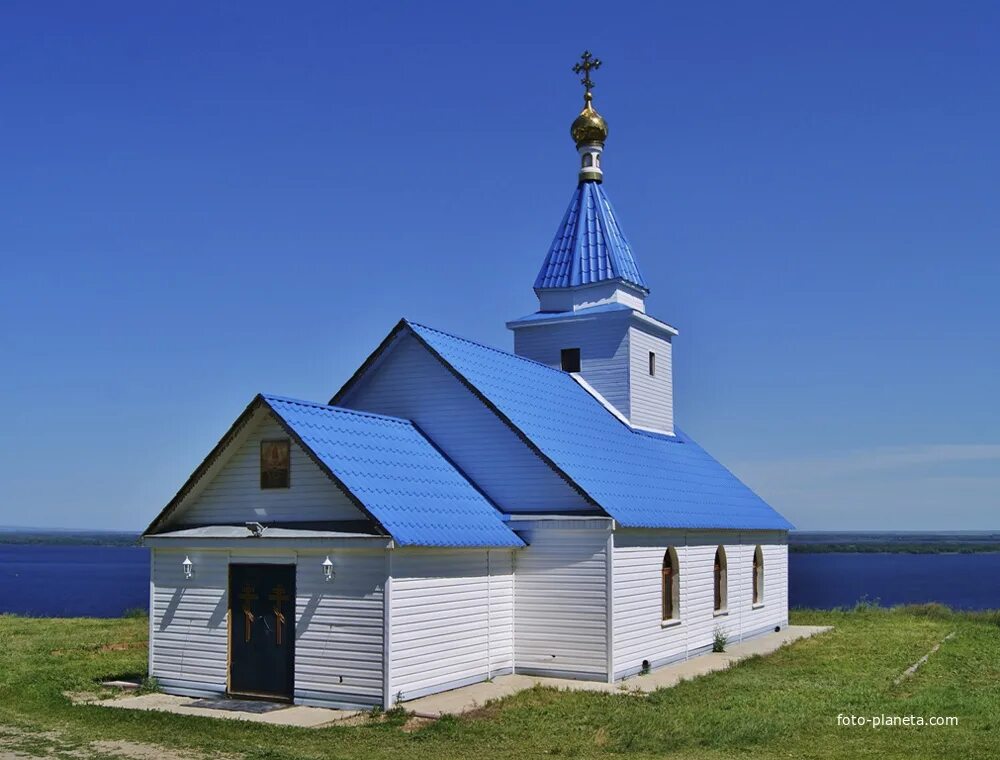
[404,321,688,444]
[403,320,574,377]
[591,183,629,282]
[260,393,416,427]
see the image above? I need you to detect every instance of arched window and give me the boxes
[753,546,764,605]
[713,546,728,613]
[661,547,679,621]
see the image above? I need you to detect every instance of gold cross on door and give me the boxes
[239,584,258,643]
[268,585,290,646]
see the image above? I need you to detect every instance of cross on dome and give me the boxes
[569,51,609,182]
[527,52,649,307]
[572,50,602,94]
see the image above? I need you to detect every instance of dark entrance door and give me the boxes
[228,564,295,700]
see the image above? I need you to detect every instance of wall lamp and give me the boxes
[322,556,334,582]
[182,555,193,580]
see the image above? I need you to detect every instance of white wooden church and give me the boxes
[143,57,792,709]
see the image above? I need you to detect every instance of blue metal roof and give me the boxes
[261,395,524,548]
[405,324,793,532]
[534,182,649,292]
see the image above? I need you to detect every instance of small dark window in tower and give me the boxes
[583,154,594,167]
[649,351,656,376]
[260,439,291,489]
[560,348,581,373]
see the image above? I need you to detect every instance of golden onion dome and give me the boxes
[571,93,608,146]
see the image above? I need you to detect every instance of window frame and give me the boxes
[661,547,680,624]
[260,438,291,490]
[752,545,764,607]
[648,351,656,376]
[560,347,581,373]
[713,546,728,614]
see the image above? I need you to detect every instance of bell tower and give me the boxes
[507,52,677,435]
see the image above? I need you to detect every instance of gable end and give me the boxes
[144,395,388,537]
[333,320,606,516]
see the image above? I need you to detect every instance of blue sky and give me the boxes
[1,1,998,531]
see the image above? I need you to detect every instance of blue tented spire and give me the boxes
[533,182,649,293]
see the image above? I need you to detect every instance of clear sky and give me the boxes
[2,1,998,531]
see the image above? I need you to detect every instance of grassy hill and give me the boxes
[0,605,997,759]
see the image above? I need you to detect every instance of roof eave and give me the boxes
[506,307,678,336]
[612,521,793,532]
[532,278,650,298]
[632,311,679,337]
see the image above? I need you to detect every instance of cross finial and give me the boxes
[572,50,602,99]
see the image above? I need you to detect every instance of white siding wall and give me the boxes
[512,520,611,680]
[512,316,631,418]
[511,316,675,436]
[612,531,788,679]
[388,549,515,702]
[295,550,385,708]
[150,549,230,697]
[151,547,387,708]
[488,551,516,675]
[171,410,366,528]
[341,333,592,513]
[628,326,673,435]
[729,542,789,640]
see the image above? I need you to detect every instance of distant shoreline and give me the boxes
[3,528,1000,553]
[0,530,140,547]
[789,543,1000,554]
[789,530,1000,554]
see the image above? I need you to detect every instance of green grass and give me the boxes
[0,606,997,759]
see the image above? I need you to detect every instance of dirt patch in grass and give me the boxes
[1,724,238,760]
[50,641,146,657]
[97,643,145,654]
[461,700,503,721]
[0,726,238,760]
[64,691,103,704]
[1,723,85,758]
[91,739,235,760]
[592,725,609,747]
[399,716,435,733]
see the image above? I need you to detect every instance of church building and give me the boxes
[142,54,792,710]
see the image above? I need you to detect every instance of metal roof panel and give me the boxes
[261,395,524,548]
[533,182,649,292]
[406,323,793,532]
